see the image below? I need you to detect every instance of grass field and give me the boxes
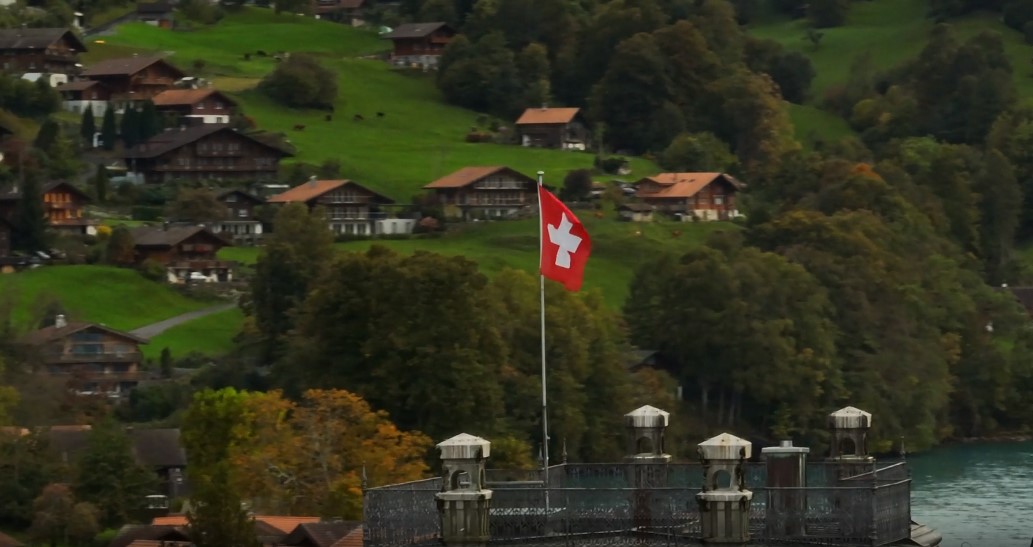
[787,103,856,146]
[143,307,244,359]
[90,9,656,200]
[221,218,737,309]
[0,266,214,332]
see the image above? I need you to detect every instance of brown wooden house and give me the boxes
[129,224,234,282]
[56,79,112,115]
[423,166,537,221]
[312,0,366,22]
[21,315,148,398]
[80,55,185,106]
[124,124,292,184]
[151,88,237,125]
[209,189,264,243]
[43,180,97,235]
[137,1,175,28]
[515,107,590,150]
[0,28,86,75]
[268,178,394,236]
[383,22,455,68]
[635,172,744,221]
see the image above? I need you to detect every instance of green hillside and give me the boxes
[0,266,214,332]
[88,9,656,200]
[143,307,244,359]
[221,217,737,309]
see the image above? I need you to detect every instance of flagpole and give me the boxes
[537,170,550,488]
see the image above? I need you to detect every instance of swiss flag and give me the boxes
[539,185,591,291]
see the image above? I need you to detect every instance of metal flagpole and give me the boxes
[537,170,550,490]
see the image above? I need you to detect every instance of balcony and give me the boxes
[43,352,143,365]
[168,259,236,270]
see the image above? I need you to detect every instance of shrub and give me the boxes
[258,54,337,110]
[139,258,167,282]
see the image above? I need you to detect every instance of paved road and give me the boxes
[130,302,237,339]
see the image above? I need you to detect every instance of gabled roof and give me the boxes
[329,526,363,547]
[267,179,394,205]
[636,172,743,199]
[22,321,148,346]
[151,88,237,108]
[217,188,263,204]
[280,522,361,547]
[110,525,190,547]
[130,428,187,468]
[43,180,91,202]
[81,55,184,78]
[152,515,321,535]
[124,124,293,159]
[130,225,230,248]
[424,166,534,189]
[515,107,581,125]
[55,79,102,92]
[0,28,85,52]
[383,22,452,39]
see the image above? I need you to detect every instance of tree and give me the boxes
[978,150,1022,283]
[120,107,140,148]
[559,169,592,201]
[660,132,738,173]
[34,119,59,152]
[93,164,109,203]
[258,54,337,109]
[808,0,850,27]
[73,422,157,528]
[168,188,225,223]
[105,225,136,267]
[80,104,96,147]
[0,432,58,527]
[160,347,173,379]
[138,100,163,142]
[13,172,48,253]
[100,107,117,151]
[0,355,18,426]
[30,484,75,547]
[67,502,100,547]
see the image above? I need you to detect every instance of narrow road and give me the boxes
[130,302,237,339]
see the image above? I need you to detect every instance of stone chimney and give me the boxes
[624,405,671,463]
[308,175,317,186]
[436,433,492,547]
[540,103,548,111]
[54,314,67,328]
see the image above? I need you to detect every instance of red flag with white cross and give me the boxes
[539,185,591,291]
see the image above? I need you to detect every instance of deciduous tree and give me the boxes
[73,421,157,528]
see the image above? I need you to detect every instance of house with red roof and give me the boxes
[634,172,744,221]
[267,177,395,236]
[423,166,537,221]
[78,54,185,109]
[151,88,237,125]
[515,106,590,150]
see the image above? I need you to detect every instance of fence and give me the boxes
[363,461,912,547]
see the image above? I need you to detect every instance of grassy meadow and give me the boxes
[142,307,244,359]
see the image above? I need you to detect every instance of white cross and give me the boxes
[547,212,582,268]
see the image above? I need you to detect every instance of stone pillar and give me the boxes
[436,433,492,547]
[624,405,671,529]
[696,433,753,544]
[761,440,809,537]
[827,406,874,480]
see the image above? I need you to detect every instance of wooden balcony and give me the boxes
[43,351,143,365]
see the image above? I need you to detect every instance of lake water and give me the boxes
[909,441,1033,547]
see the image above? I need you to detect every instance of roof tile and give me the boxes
[423,166,533,189]
[267,179,394,204]
[515,107,580,125]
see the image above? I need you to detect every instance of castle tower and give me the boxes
[696,433,753,544]
[436,433,492,547]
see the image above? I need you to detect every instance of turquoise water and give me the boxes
[909,441,1033,547]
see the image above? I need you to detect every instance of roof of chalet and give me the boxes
[515,107,581,125]
[636,172,744,199]
[267,179,394,205]
[383,22,452,39]
[618,202,655,212]
[423,166,533,189]
[217,188,264,204]
[0,27,86,52]
[0,181,90,202]
[110,525,190,547]
[22,320,148,345]
[0,531,23,547]
[55,79,102,92]
[124,124,293,159]
[131,428,187,468]
[151,88,237,108]
[81,54,183,78]
[329,526,363,547]
[280,522,362,547]
[129,224,230,248]
[152,515,321,535]
[136,1,174,14]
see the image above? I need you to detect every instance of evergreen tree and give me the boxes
[139,100,162,142]
[160,347,173,379]
[73,421,157,528]
[100,107,117,151]
[33,119,59,152]
[120,107,140,148]
[80,105,96,147]
[93,164,109,203]
[13,172,47,253]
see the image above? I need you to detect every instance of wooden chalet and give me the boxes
[79,55,185,105]
[0,181,97,235]
[617,202,655,222]
[423,166,536,221]
[635,172,744,221]
[383,22,455,68]
[137,1,175,28]
[515,107,590,150]
[21,315,148,398]
[124,124,292,184]
[129,224,234,283]
[210,189,264,243]
[312,0,366,22]
[56,79,111,115]
[0,27,86,75]
[151,88,237,125]
[268,178,394,236]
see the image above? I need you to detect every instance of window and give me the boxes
[238,209,248,218]
[197,101,206,109]
[225,193,238,202]
[215,101,224,110]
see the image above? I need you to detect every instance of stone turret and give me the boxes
[696,433,753,544]
[436,433,492,547]
[827,406,873,463]
[624,405,671,463]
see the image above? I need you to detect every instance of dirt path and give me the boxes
[130,302,237,339]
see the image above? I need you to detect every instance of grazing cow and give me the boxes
[594,211,604,219]
[293,124,306,131]
[671,230,682,238]
[325,114,333,122]
[353,114,365,122]
[376,112,385,118]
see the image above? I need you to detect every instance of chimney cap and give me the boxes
[54,314,67,328]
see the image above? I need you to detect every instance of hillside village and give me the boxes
[3,0,1033,545]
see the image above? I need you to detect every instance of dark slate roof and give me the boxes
[217,188,264,205]
[0,28,85,52]
[618,202,656,212]
[124,124,293,159]
[55,79,101,92]
[1007,286,1033,312]
[280,522,362,547]
[129,224,226,247]
[43,180,92,202]
[44,426,92,464]
[383,22,451,39]
[137,1,174,14]
[109,524,190,547]
[130,428,187,468]
[81,55,182,78]
[22,321,148,345]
